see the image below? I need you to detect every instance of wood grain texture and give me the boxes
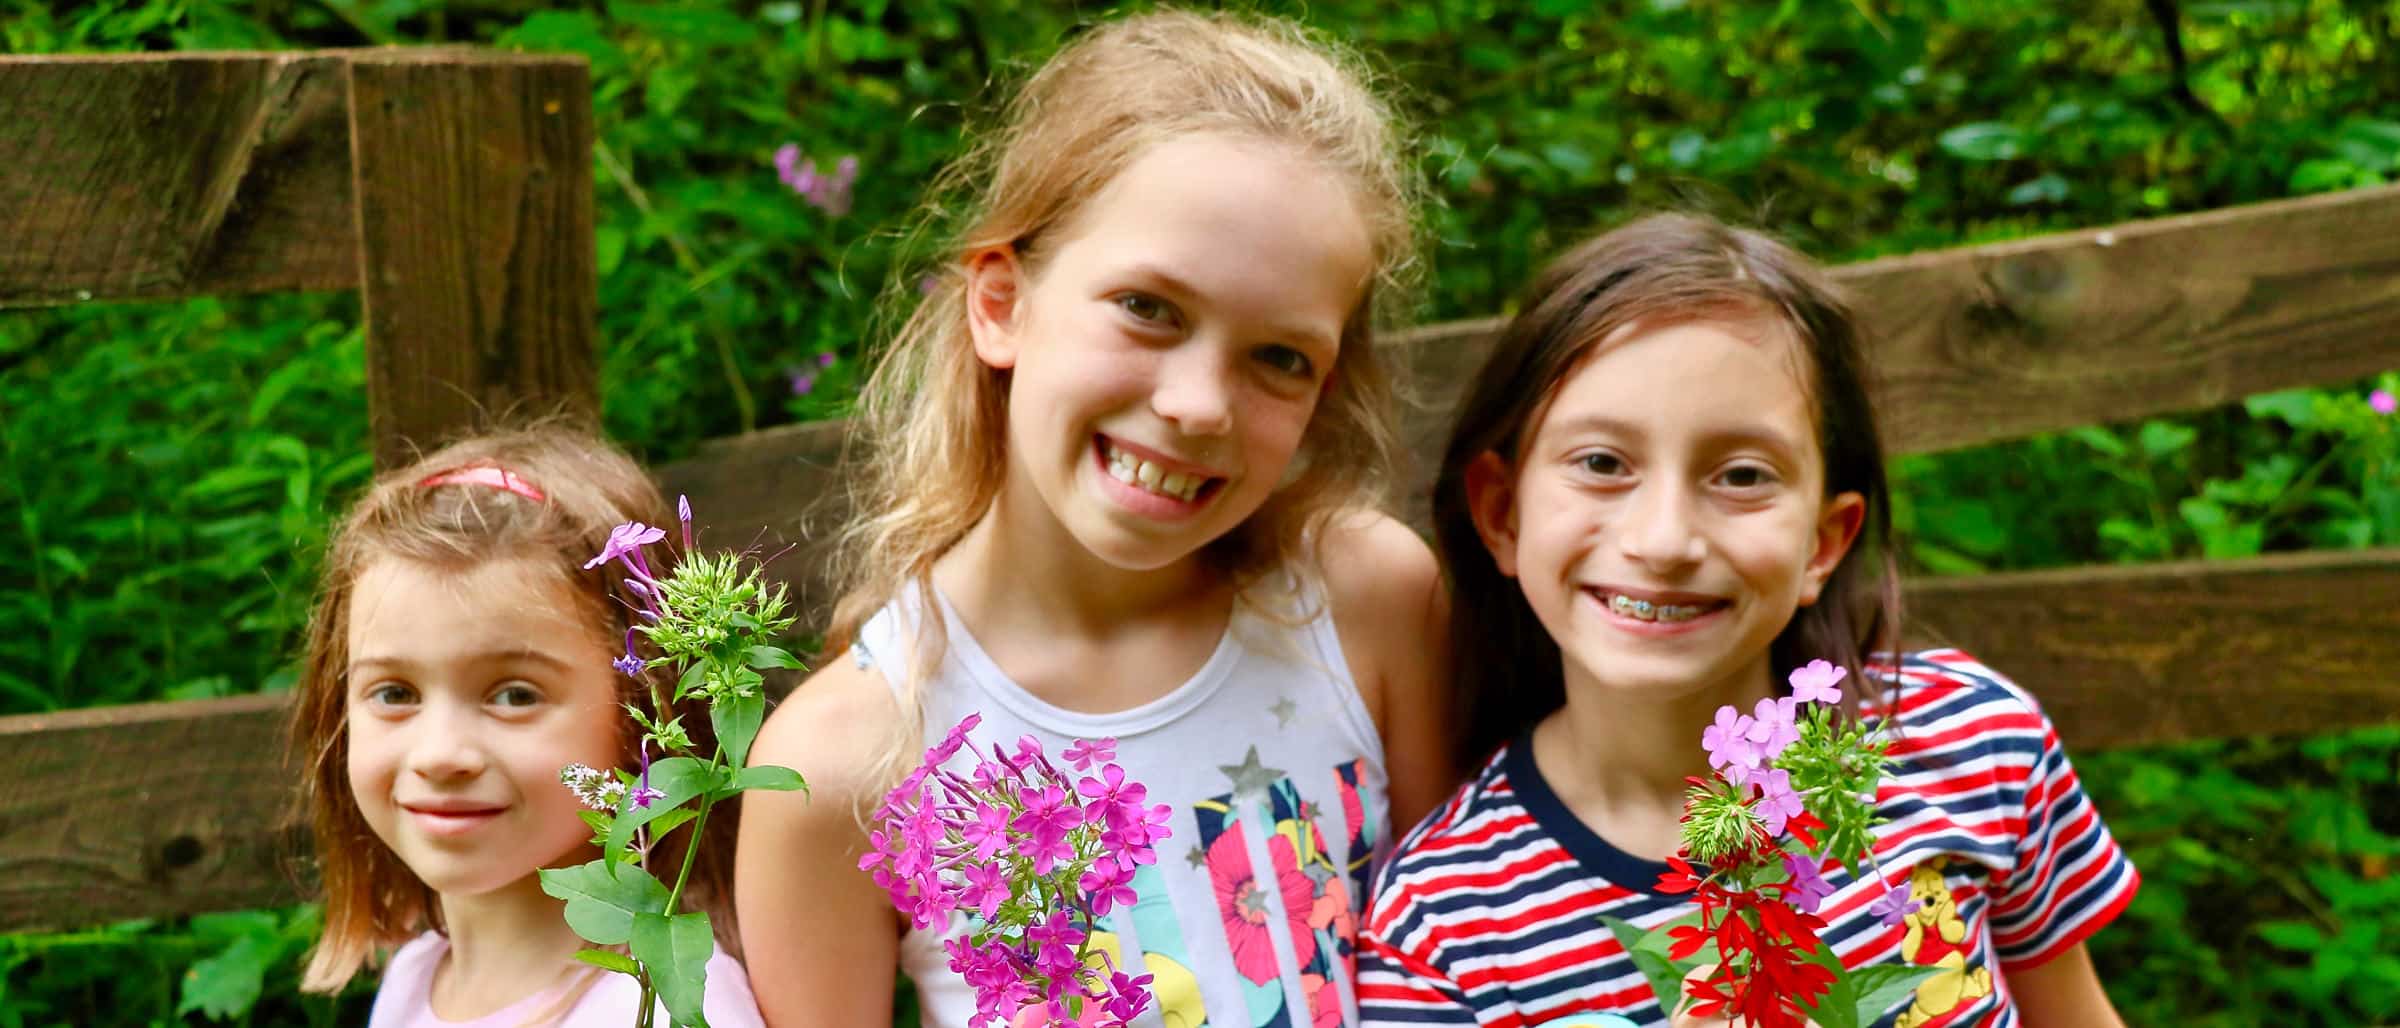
[0,692,303,931]
[1904,548,2400,751]
[0,53,357,305]
[1385,184,2400,458]
[350,52,598,469]
[1845,183,2400,453]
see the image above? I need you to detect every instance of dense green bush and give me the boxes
[3,0,2396,1023]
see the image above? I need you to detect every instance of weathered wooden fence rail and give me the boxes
[3,49,2397,934]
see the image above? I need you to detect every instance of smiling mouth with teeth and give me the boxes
[1604,592,1713,623]
[1101,440,1216,503]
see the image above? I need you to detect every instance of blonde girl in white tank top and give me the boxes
[733,11,1455,1028]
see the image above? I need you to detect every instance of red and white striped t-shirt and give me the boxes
[1357,650,2139,1028]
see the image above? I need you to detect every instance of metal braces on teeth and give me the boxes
[1608,593,1702,622]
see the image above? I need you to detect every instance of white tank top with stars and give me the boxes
[854,581,1391,1028]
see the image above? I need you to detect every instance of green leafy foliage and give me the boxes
[3,0,2398,1022]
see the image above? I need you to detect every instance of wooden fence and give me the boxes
[3,48,2397,935]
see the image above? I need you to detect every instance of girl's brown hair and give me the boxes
[290,423,736,992]
[824,8,1424,789]
[1431,213,1901,772]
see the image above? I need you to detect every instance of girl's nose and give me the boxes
[1617,481,1707,570]
[1149,345,1235,437]
[403,704,490,781]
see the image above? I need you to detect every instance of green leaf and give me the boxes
[745,644,806,670]
[2006,173,2069,206]
[177,932,274,1020]
[2257,919,2325,951]
[606,757,724,860]
[1937,122,2026,161]
[2243,389,2319,429]
[731,764,807,794]
[1794,951,1944,1028]
[540,859,670,946]
[577,948,643,976]
[714,691,764,768]
[1600,914,1694,1011]
[631,910,716,1027]
[2137,421,2197,459]
[645,806,701,843]
[245,359,316,427]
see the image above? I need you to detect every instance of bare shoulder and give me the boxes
[750,654,906,813]
[736,655,911,1026]
[1315,507,1442,629]
[1314,508,1457,834]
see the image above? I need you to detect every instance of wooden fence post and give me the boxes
[348,52,598,469]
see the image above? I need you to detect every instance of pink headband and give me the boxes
[417,464,547,502]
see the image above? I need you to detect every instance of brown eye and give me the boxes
[1719,464,1778,489]
[1256,344,1315,379]
[365,683,418,707]
[1578,452,1627,476]
[490,682,542,708]
[1115,293,1177,326]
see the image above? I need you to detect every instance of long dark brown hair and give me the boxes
[1431,213,1901,772]
[290,423,739,992]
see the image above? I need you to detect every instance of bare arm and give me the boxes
[2008,943,2126,1028]
[736,659,909,1028]
[1322,510,1458,837]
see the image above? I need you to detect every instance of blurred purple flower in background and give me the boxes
[775,143,859,216]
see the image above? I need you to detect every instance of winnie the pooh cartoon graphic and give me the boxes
[1894,864,1994,1028]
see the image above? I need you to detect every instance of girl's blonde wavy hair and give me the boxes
[824,8,1424,794]
[290,423,737,993]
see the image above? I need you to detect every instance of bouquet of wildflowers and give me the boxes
[1602,661,1939,1028]
[865,714,1173,1028]
[541,498,810,1028]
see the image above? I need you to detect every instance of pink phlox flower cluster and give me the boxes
[1705,663,1850,832]
[2372,388,2397,416]
[773,143,858,216]
[863,715,1168,1028]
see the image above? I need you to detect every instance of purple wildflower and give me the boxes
[585,521,665,574]
[1788,659,1847,705]
[774,143,859,216]
[1870,884,1923,927]
[789,369,819,396]
[2373,389,2397,416]
[612,626,643,676]
[1750,767,1805,835]
[630,743,662,808]
[677,494,693,552]
[1749,696,1801,759]
[1782,851,1836,913]
[1702,706,1760,775]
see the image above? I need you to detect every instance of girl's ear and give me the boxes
[1463,451,1522,578]
[965,246,1025,370]
[1798,491,1867,606]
